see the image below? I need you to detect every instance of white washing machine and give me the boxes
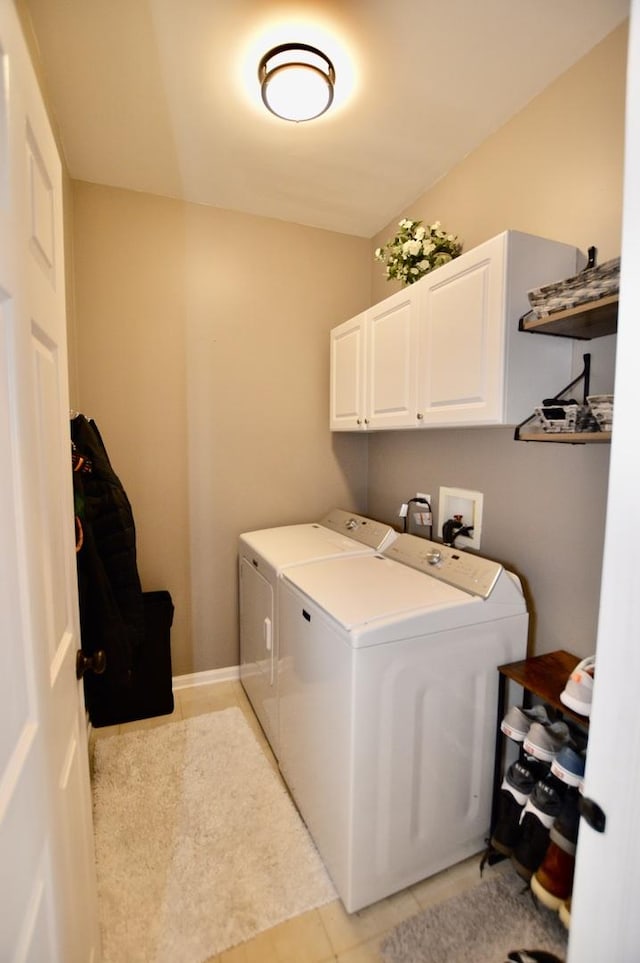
[277,533,528,912]
[238,509,397,757]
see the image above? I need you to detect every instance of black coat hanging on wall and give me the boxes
[72,414,174,726]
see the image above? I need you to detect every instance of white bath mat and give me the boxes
[92,707,336,962]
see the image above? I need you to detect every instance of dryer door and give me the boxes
[239,557,278,755]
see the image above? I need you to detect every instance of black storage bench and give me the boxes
[87,590,175,728]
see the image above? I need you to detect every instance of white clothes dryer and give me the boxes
[238,509,397,757]
[277,533,528,912]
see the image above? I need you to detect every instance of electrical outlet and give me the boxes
[411,493,433,530]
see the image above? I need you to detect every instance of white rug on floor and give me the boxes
[92,707,337,962]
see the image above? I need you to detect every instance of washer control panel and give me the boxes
[383,533,502,599]
[320,509,397,551]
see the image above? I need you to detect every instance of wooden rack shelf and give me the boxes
[514,353,612,445]
[520,295,618,340]
[497,649,590,730]
[517,429,611,445]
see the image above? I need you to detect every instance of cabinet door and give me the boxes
[367,286,419,429]
[417,235,506,426]
[330,312,367,430]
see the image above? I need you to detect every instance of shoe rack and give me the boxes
[488,649,590,857]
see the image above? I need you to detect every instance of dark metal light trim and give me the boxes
[258,43,336,122]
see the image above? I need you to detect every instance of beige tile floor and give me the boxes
[91,680,497,963]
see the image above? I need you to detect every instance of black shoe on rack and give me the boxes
[510,771,566,880]
[491,754,548,856]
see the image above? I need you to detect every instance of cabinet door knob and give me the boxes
[416,412,424,420]
[364,418,370,425]
[356,419,362,425]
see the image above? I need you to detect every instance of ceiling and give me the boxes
[24,0,629,238]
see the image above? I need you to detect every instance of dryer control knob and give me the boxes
[425,549,442,565]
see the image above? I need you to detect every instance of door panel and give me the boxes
[418,242,505,425]
[330,311,366,430]
[32,324,72,656]
[428,266,489,407]
[367,288,418,429]
[0,306,31,769]
[27,123,56,281]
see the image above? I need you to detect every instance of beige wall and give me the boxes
[366,23,627,659]
[72,183,369,674]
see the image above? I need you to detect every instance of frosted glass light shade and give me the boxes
[259,43,335,122]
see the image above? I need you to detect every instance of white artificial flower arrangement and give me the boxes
[374,218,462,285]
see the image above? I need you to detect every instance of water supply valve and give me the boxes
[442,515,464,546]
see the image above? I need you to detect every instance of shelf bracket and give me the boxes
[514,353,592,441]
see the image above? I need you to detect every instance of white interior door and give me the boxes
[0,4,100,961]
[568,4,640,960]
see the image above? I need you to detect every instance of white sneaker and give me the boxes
[560,655,595,717]
[523,720,570,762]
[500,704,550,742]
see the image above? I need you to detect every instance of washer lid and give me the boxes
[282,553,472,628]
[281,551,526,646]
[240,524,366,570]
[239,510,396,574]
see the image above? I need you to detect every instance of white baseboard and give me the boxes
[172,665,240,690]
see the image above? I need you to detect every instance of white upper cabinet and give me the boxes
[330,309,367,430]
[330,286,420,431]
[417,239,504,425]
[330,230,579,431]
[366,287,419,429]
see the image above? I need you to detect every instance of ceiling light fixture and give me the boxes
[258,43,335,122]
